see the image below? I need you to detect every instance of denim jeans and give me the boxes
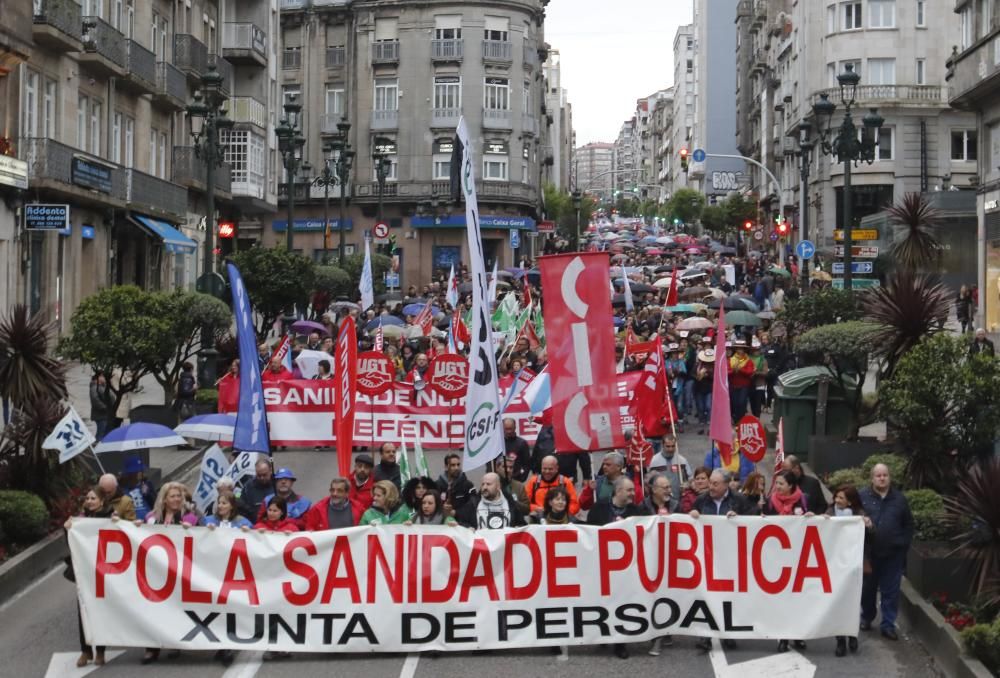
[861,550,906,630]
[730,387,750,422]
[695,392,712,423]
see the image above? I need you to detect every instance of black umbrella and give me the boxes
[707,297,750,311]
[654,265,675,273]
[628,283,656,294]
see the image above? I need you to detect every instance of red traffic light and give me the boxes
[218,221,236,239]
[743,221,754,231]
[679,148,689,158]
[776,222,789,235]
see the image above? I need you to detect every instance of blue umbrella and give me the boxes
[95,423,189,453]
[402,303,440,317]
[174,414,237,442]
[613,317,625,327]
[665,304,698,314]
[365,315,405,331]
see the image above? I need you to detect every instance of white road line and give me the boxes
[0,565,60,613]
[708,638,817,678]
[707,638,730,676]
[399,652,420,678]
[221,651,263,678]
[44,651,124,678]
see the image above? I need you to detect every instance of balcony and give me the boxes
[320,113,347,135]
[153,62,187,111]
[121,39,156,94]
[372,40,399,64]
[173,33,207,80]
[483,109,512,129]
[80,16,126,78]
[172,146,232,196]
[813,85,946,108]
[126,168,186,220]
[208,53,232,95]
[521,114,539,136]
[431,108,461,128]
[281,48,301,70]
[482,40,512,63]
[20,137,127,205]
[750,0,767,29]
[431,39,463,62]
[32,0,83,52]
[371,109,398,130]
[325,46,345,68]
[736,0,752,18]
[222,22,266,66]
[228,96,267,129]
[279,0,309,9]
[522,43,538,70]
[232,172,267,201]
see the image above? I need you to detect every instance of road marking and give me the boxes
[221,651,263,678]
[399,653,420,678]
[0,565,59,613]
[44,651,124,677]
[708,639,816,678]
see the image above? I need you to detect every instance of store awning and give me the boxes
[130,214,197,254]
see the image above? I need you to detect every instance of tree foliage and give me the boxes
[0,305,67,405]
[341,252,392,298]
[880,333,1000,490]
[231,247,315,334]
[887,192,943,273]
[795,321,878,440]
[663,188,706,226]
[543,183,597,249]
[701,193,758,237]
[776,287,863,340]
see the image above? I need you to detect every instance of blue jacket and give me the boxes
[859,486,914,558]
[260,492,312,522]
[203,515,253,529]
[703,448,755,483]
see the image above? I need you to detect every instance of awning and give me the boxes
[130,214,197,254]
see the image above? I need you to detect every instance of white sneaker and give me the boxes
[648,637,662,656]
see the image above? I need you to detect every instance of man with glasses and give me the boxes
[646,434,691,501]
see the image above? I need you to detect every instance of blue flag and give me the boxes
[226,262,270,453]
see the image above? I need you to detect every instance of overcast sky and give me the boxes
[544,0,694,146]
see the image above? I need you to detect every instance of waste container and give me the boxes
[773,366,857,456]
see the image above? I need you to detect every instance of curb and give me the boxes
[899,578,994,678]
[0,450,204,607]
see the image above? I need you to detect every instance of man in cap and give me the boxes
[728,339,755,422]
[119,456,156,521]
[693,344,715,432]
[258,467,312,528]
[579,451,644,510]
[349,453,376,509]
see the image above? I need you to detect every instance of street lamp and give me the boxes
[334,119,354,267]
[372,136,393,227]
[571,189,582,251]
[797,121,814,292]
[275,94,306,252]
[812,64,884,290]
[187,63,233,390]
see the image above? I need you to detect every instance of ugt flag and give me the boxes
[226,262,270,453]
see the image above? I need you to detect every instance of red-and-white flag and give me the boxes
[414,301,434,336]
[709,306,733,465]
[626,426,655,469]
[335,316,358,479]
[451,309,470,349]
[629,335,676,437]
[514,316,541,351]
[374,317,384,353]
[774,416,785,474]
[270,334,293,371]
[446,263,459,309]
[523,281,533,310]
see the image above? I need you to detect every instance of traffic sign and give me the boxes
[769,231,779,242]
[832,278,880,289]
[692,148,707,163]
[373,222,389,239]
[384,272,400,288]
[834,245,879,258]
[753,230,764,241]
[795,240,816,260]
[510,229,520,249]
[833,229,878,241]
[832,261,874,275]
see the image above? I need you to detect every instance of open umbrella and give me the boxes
[496,270,516,279]
[656,236,674,244]
[645,248,665,256]
[684,247,703,255]
[174,414,237,442]
[653,277,675,288]
[680,268,708,280]
[654,265,675,273]
[402,303,441,317]
[768,266,792,278]
[611,253,629,262]
[707,297,750,311]
[365,315,405,331]
[680,285,710,300]
[291,319,330,336]
[676,317,714,331]
[330,301,360,313]
[757,311,777,320]
[665,304,698,314]
[628,283,656,294]
[726,310,762,327]
[95,423,189,453]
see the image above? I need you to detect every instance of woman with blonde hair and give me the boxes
[144,482,199,526]
[360,480,411,525]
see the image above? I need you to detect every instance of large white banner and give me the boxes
[457,118,504,472]
[68,517,863,652]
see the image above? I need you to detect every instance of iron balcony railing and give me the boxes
[222,22,265,56]
[208,53,232,94]
[482,40,512,62]
[431,108,462,127]
[812,85,946,105]
[431,38,463,61]
[173,33,207,77]
[172,146,232,193]
[372,40,399,63]
[20,137,127,201]
[325,46,345,67]
[126,39,156,90]
[126,168,187,217]
[228,97,267,128]
[154,61,187,105]
[483,109,512,128]
[33,0,82,41]
[371,109,399,129]
[82,16,126,68]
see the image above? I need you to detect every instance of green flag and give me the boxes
[398,437,411,484]
[414,435,429,478]
[534,308,546,344]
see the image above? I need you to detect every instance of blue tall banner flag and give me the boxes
[226,262,271,453]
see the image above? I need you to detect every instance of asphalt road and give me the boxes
[2,440,944,678]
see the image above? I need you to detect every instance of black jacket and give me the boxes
[436,472,474,510]
[798,474,829,515]
[504,436,533,482]
[587,499,652,525]
[969,339,995,357]
[373,461,402,490]
[455,491,526,529]
[692,490,753,516]
[859,486,914,558]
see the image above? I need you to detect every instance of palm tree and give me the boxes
[886,193,942,273]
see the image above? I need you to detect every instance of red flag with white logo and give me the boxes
[335,317,357,478]
[414,301,433,336]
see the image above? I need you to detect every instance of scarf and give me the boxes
[544,510,569,525]
[769,487,805,515]
[476,494,511,529]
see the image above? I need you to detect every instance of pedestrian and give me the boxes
[174,361,197,421]
[525,455,581,517]
[782,454,829,514]
[679,466,711,513]
[412,491,456,525]
[503,418,533,481]
[436,453,474,512]
[349,454,376,509]
[65,485,112,668]
[643,471,676,515]
[373,442,403,489]
[728,339,755,421]
[494,453,530,515]
[303,478,364,530]
[859,463,914,641]
[361,480,411,525]
[257,468,311,528]
[969,328,995,357]
[313,359,333,380]
[89,373,113,441]
[145,482,199,526]
[238,460,274,521]
[538,486,579,525]
[693,344,714,431]
[579,451,644,509]
[827,485,868,657]
[97,473,136,520]
[203,490,253,530]
[261,356,293,382]
[402,476,439,515]
[748,338,768,417]
[739,471,767,514]
[647,434,692,497]
[254,496,300,532]
[956,285,973,334]
[118,456,156,521]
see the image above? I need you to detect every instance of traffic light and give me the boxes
[742,220,754,232]
[776,218,789,237]
[679,148,689,173]
[672,217,681,226]
[218,221,235,239]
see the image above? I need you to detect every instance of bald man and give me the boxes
[98,473,136,520]
[456,472,526,529]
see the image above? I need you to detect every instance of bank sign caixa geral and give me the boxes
[24,204,70,231]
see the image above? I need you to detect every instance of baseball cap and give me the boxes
[274,467,297,480]
[123,456,146,473]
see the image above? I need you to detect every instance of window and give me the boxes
[522,80,531,115]
[876,127,893,161]
[983,0,994,40]
[484,77,509,110]
[282,85,302,128]
[434,15,461,40]
[839,59,862,80]
[159,132,167,178]
[842,2,862,30]
[961,6,972,49]
[77,94,87,150]
[952,130,978,161]
[432,139,452,179]
[686,59,693,73]
[325,86,345,117]
[82,0,102,17]
[223,129,266,196]
[916,58,926,85]
[21,69,38,138]
[42,79,56,138]
[867,58,896,85]
[111,0,122,31]
[433,76,461,110]
[995,35,1000,65]
[484,16,509,42]
[111,112,122,163]
[827,5,837,33]
[916,0,925,27]
[686,37,693,49]
[483,154,508,180]
[827,62,837,87]
[283,26,301,69]
[868,0,895,28]
[124,0,134,38]
[374,78,399,111]
[372,140,398,181]
[990,122,1000,175]
[149,129,157,174]
[374,17,398,42]
[122,115,132,166]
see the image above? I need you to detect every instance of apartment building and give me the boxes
[543,47,574,192]
[575,142,613,202]
[652,89,674,203]
[636,88,671,203]
[613,118,635,195]
[273,0,548,283]
[670,24,696,193]
[736,0,973,242]
[17,0,280,332]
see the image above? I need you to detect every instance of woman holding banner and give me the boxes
[361,481,412,525]
[65,486,113,667]
[765,470,814,653]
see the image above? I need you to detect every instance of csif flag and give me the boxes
[226,262,271,453]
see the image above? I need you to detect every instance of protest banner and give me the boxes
[68,516,864,652]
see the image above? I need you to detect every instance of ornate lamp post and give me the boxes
[797,121,814,292]
[335,120,355,268]
[373,136,393,227]
[571,189,582,251]
[313,143,338,261]
[812,64,884,290]
[275,94,306,252]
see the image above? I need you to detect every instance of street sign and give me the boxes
[510,229,520,249]
[537,220,556,233]
[833,229,879,241]
[753,230,764,241]
[832,278,880,289]
[834,245,879,258]
[25,204,69,231]
[769,231,779,242]
[384,272,400,289]
[373,222,389,239]
[795,240,815,260]
[832,261,874,275]
[692,148,707,163]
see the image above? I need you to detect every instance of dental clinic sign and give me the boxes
[25,204,70,231]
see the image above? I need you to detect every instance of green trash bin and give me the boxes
[773,366,857,456]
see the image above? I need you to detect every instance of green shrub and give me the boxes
[905,488,949,542]
[0,490,49,543]
[961,618,1000,674]
[862,453,910,489]
[825,467,866,491]
[195,389,219,406]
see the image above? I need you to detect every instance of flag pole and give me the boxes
[88,445,106,474]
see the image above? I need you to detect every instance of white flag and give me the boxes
[487,259,498,304]
[457,118,504,472]
[621,266,634,312]
[446,263,459,308]
[193,444,229,515]
[43,405,96,464]
[359,238,375,311]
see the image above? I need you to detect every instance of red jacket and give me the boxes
[253,517,299,532]
[262,367,294,382]
[349,472,374,510]
[728,354,756,389]
[303,496,365,530]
